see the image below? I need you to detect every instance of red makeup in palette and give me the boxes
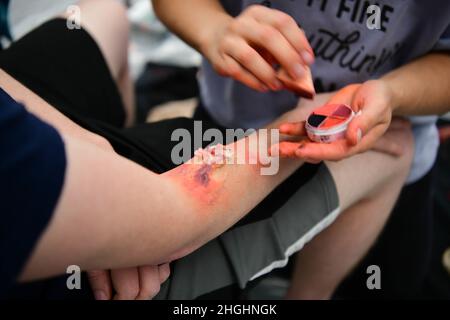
[305,104,355,143]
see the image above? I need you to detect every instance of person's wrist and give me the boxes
[379,77,401,116]
[198,13,232,58]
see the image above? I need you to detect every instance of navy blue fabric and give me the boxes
[0,87,66,297]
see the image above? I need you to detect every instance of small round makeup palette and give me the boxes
[305,104,355,143]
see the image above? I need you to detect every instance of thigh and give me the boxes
[0,18,126,127]
[156,164,339,299]
[335,170,435,299]
[0,21,342,298]
[62,0,129,81]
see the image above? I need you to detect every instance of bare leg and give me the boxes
[286,124,414,299]
[62,0,135,126]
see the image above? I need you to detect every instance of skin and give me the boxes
[152,0,450,301]
[276,53,450,161]
[274,55,450,298]
[152,0,314,92]
[167,163,225,207]
[4,0,446,300]
[0,52,303,280]
[152,0,450,161]
[1,63,415,301]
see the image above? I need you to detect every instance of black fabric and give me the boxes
[334,169,435,299]
[0,88,66,298]
[0,18,321,299]
[0,19,125,127]
[193,100,321,227]
[3,16,436,300]
[135,63,199,123]
[419,124,450,299]
[194,99,437,300]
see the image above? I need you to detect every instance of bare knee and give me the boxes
[77,0,129,35]
[62,0,130,80]
[327,125,415,210]
[391,126,415,180]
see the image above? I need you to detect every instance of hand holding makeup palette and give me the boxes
[305,104,355,143]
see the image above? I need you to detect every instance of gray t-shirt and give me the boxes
[199,0,450,183]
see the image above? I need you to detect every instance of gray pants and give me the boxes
[157,164,339,299]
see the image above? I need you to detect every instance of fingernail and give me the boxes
[293,63,305,79]
[356,129,363,143]
[271,79,283,90]
[301,51,315,65]
[94,290,107,300]
[260,84,269,92]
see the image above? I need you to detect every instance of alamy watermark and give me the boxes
[366,264,381,290]
[366,5,384,30]
[66,265,81,290]
[66,5,81,30]
[171,121,280,176]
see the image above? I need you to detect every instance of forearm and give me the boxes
[382,53,450,116]
[22,129,301,281]
[152,0,231,54]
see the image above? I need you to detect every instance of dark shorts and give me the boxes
[0,19,340,299]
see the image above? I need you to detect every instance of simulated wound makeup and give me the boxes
[193,144,234,167]
[166,144,233,205]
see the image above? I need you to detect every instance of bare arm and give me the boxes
[0,67,302,282]
[152,0,229,54]
[383,53,450,116]
[273,52,450,162]
[21,123,301,282]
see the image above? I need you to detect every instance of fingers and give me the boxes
[295,139,353,161]
[279,121,307,136]
[158,263,171,284]
[102,265,170,301]
[222,55,268,92]
[348,124,391,155]
[346,82,394,146]
[346,104,389,146]
[236,16,307,81]
[112,267,140,300]
[134,264,170,300]
[325,84,360,105]
[217,5,315,90]
[87,270,113,300]
[271,141,305,157]
[136,265,161,300]
[250,6,314,64]
[222,37,279,90]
